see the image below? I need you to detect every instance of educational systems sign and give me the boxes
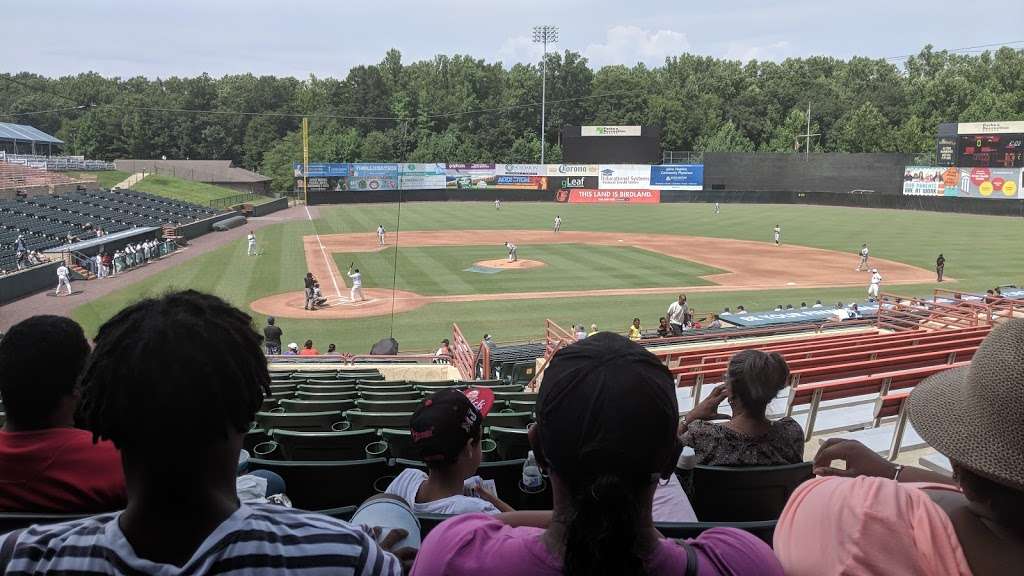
[581,126,642,137]
[598,165,651,189]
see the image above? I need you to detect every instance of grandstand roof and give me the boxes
[0,122,63,145]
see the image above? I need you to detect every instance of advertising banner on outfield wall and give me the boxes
[903,166,1022,198]
[555,189,660,204]
[902,166,946,196]
[598,165,651,189]
[446,163,496,189]
[348,163,400,191]
[293,163,349,178]
[400,163,446,189]
[496,164,545,176]
[546,164,600,177]
[296,176,347,192]
[650,165,704,190]
[555,176,600,190]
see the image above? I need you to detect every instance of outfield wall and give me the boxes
[658,190,1024,216]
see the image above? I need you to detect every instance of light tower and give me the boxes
[532,25,559,164]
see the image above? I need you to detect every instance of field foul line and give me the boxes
[305,205,343,299]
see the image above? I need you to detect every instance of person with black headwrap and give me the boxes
[412,333,783,576]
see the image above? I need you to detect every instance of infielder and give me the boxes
[553,215,562,233]
[773,224,781,246]
[494,198,502,210]
[505,241,518,262]
[377,224,386,246]
[868,268,882,300]
[55,263,72,296]
[856,243,869,271]
[347,265,365,302]
[247,231,257,256]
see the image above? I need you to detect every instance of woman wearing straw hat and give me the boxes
[773,319,1024,575]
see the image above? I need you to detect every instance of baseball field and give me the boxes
[66,201,1022,352]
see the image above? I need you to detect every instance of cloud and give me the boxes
[723,40,792,63]
[583,26,690,67]
[497,35,546,66]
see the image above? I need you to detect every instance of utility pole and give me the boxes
[532,25,558,164]
[302,117,309,204]
[799,103,820,160]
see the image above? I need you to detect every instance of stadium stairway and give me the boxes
[113,172,148,189]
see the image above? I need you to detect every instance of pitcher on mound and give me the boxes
[347,264,365,302]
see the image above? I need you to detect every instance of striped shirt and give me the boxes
[1,503,401,575]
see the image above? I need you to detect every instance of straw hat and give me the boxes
[908,319,1024,490]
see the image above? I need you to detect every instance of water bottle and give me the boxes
[676,446,696,499]
[520,450,544,493]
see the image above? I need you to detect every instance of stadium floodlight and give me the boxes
[532,25,559,164]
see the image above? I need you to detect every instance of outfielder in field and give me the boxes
[504,242,518,262]
[495,198,502,210]
[773,224,781,246]
[856,243,869,271]
[553,215,562,233]
[714,202,720,214]
[936,254,945,282]
[377,224,386,246]
[868,268,882,301]
[55,263,72,296]
[347,264,365,302]
[247,231,257,256]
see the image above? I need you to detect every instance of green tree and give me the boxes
[696,122,755,152]
[831,102,892,152]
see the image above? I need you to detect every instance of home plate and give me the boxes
[786,282,796,285]
[618,239,623,242]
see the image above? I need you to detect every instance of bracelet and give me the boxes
[892,464,904,482]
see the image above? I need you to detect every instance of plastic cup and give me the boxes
[350,493,421,550]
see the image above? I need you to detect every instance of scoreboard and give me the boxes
[938,121,1024,168]
[957,133,1024,168]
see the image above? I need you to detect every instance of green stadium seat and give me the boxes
[248,458,390,510]
[339,372,384,382]
[488,426,531,460]
[494,391,539,402]
[260,397,280,412]
[472,380,505,388]
[297,384,357,394]
[380,428,416,459]
[358,391,422,402]
[295,391,359,401]
[269,383,297,393]
[506,400,536,412]
[268,429,378,461]
[509,362,536,386]
[480,384,525,393]
[293,371,341,380]
[244,428,271,454]
[279,399,356,413]
[307,379,349,385]
[355,399,422,413]
[689,462,813,522]
[484,411,533,429]
[254,410,343,433]
[269,372,295,381]
[413,381,461,391]
[356,383,415,393]
[345,410,414,431]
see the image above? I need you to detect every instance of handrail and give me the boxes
[450,323,476,381]
[526,319,576,391]
[265,353,448,365]
[478,341,492,380]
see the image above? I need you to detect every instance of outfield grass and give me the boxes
[67,170,130,188]
[332,244,721,296]
[70,202,1024,352]
[133,175,240,205]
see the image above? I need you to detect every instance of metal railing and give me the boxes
[209,192,277,210]
[661,150,703,164]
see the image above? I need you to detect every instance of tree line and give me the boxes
[2,46,1023,191]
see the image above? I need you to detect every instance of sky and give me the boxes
[3,0,1022,79]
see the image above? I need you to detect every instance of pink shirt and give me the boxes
[411,513,782,576]
[774,476,972,576]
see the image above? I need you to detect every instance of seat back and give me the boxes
[690,462,813,522]
[345,410,415,431]
[248,458,390,510]
[359,391,422,402]
[356,399,422,413]
[489,426,531,460]
[295,390,359,401]
[270,429,378,460]
[380,428,416,459]
[356,383,416,393]
[484,411,533,429]
[298,384,357,393]
[493,391,538,402]
[255,410,342,433]
[280,399,356,413]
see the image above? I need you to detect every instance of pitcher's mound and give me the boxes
[474,259,545,270]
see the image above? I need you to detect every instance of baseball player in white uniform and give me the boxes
[247,231,257,256]
[773,224,781,246]
[494,198,502,210]
[55,263,72,296]
[856,243,869,271]
[553,215,562,233]
[347,265,365,302]
[377,224,386,246]
[714,202,720,214]
[868,268,882,300]
[505,242,518,262]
